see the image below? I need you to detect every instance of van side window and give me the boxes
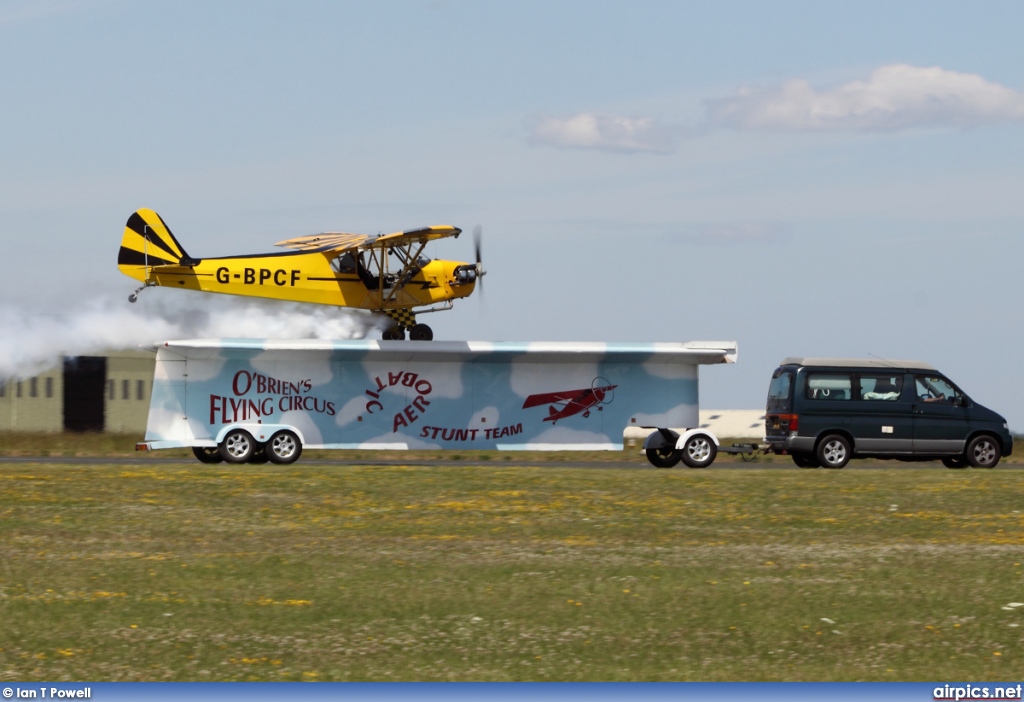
[914,375,961,404]
[860,375,903,401]
[806,373,852,400]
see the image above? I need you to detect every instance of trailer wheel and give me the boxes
[681,434,717,468]
[249,445,269,464]
[219,429,255,464]
[192,446,223,464]
[646,446,681,468]
[267,430,302,465]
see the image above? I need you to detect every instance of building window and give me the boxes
[17,381,22,398]
[30,377,38,398]
[136,379,145,401]
[45,377,54,399]
[122,379,130,400]
[0,382,5,398]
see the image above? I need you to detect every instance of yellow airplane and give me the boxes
[117,208,484,340]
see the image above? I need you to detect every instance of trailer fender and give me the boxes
[214,424,306,447]
[675,428,720,451]
[641,428,720,451]
[642,428,680,451]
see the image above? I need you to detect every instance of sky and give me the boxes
[2,0,1024,429]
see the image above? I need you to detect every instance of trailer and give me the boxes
[135,339,737,468]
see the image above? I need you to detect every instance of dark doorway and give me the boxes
[63,356,106,432]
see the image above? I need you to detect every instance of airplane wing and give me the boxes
[372,225,461,247]
[274,232,370,253]
[522,389,587,409]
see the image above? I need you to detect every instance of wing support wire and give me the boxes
[129,225,158,303]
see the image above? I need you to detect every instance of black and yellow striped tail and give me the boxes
[117,208,196,283]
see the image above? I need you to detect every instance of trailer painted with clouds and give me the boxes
[137,339,737,467]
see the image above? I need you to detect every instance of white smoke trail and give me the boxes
[0,295,381,379]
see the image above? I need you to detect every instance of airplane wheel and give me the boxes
[382,327,406,340]
[219,429,255,464]
[409,324,433,341]
[191,446,223,464]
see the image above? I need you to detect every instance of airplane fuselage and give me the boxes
[131,251,476,312]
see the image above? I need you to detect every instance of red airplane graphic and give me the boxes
[522,381,617,424]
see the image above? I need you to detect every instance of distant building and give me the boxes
[0,350,156,433]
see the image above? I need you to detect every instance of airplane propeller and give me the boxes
[472,224,486,300]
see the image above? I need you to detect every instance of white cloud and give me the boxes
[707,64,1024,132]
[529,112,674,154]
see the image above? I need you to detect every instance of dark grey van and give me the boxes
[765,358,1013,469]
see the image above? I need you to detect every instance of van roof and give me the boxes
[780,357,938,371]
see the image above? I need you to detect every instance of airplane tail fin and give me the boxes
[117,208,196,282]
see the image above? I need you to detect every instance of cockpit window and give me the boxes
[332,252,358,274]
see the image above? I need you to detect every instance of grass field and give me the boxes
[1,453,1023,681]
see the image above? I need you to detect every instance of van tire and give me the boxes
[792,452,820,468]
[219,429,255,464]
[966,436,1000,468]
[816,434,851,469]
[646,446,681,468]
[267,430,302,465]
[681,434,717,468]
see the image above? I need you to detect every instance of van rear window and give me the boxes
[806,373,852,401]
[768,370,792,400]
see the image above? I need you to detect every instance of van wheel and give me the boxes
[219,429,255,464]
[816,435,851,469]
[267,430,302,465]
[192,446,223,464]
[681,435,717,468]
[792,452,820,468]
[646,446,681,468]
[942,457,967,469]
[966,436,1000,468]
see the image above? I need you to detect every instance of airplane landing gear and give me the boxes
[382,324,433,341]
[128,282,153,303]
[409,324,433,341]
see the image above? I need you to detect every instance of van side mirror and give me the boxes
[958,396,970,408]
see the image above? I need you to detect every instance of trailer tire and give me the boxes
[267,430,302,465]
[681,434,717,468]
[192,446,223,464]
[219,429,255,464]
[249,445,269,464]
[646,446,681,468]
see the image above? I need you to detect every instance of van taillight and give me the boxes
[779,413,799,431]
